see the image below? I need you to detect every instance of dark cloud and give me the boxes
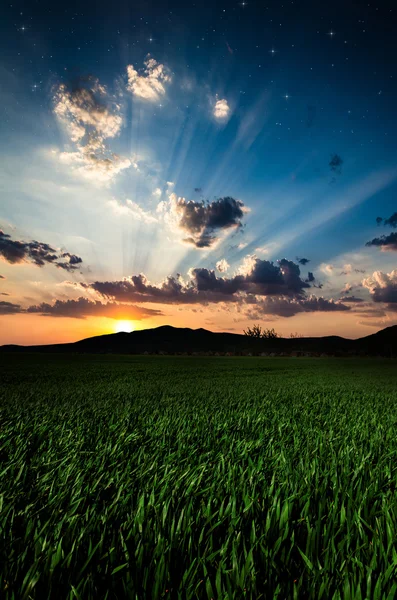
[306,272,315,282]
[251,295,350,318]
[338,296,364,303]
[73,258,352,319]
[0,275,4,279]
[26,297,163,319]
[0,300,23,315]
[0,292,10,296]
[0,230,83,271]
[365,232,397,251]
[329,154,343,173]
[296,257,310,265]
[384,212,397,228]
[168,195,248,248]
[194,188,202,194]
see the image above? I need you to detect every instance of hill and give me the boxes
[1,324,397,356]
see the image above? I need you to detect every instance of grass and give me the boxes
[1,354,397,599]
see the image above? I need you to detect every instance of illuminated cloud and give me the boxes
[0,230,83,272]
[26,297,163,319]
[159,193,249,248]
[216,259,230,272]
[74,256,336,310]
[213,98,231,121]
[362,270,397,304]
[320,263,334,275]
[53,76,130,181]
[54,78,122,139]
[126,56,171,101]
[58,148,131,183]
[108,199,158,224]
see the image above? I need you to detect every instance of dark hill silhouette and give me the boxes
[1,324,397,356]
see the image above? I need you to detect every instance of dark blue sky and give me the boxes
[1,0,397,342]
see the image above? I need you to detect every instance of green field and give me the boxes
[1,354,397,599]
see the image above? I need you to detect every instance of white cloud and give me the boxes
[127,56,171,102]
[320,263,334,275]
[362,270,397,294]
[54,81,123,140]
[108,199,158,224]
[58,150,131,183]
[53,77,131,183]
[255,242,280,256]
[213,98,231,121]
[216,259,230,273]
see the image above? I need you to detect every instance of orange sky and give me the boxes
[0,306,387,346]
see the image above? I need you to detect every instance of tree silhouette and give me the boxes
[243,325,280,338]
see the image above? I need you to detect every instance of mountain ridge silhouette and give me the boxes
[1,324,397,356]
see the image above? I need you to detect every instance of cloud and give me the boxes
[126,56,171,101]
[26,297,163,320]
[216,259,230,273]
[252,295,350,318]
[365,232,397,252]
[159,193,249,248]
[77,256,312,305]
[306,272,315,282]
[320,263,334,275]
[296,257,310,265]
[53,76,130,181]
[362,270,397,304]
[108,199,158,224]
[366,212,397,251]
[0,230,83,272]
[58,147,131,183]
[329,154,343,173]
[340,264,366,275]
[339,296,364,303]
[0,300,23,315]
[376,212,397,228]
[0,275,4,279]
[213,98,231,121]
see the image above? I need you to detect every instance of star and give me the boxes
[328,30,335,38]
[20,25,26,32]
[240,1,247,6]
[149,37,154,43]
[269,48,276,55]
[284,94,290,100]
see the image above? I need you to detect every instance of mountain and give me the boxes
[1,324,397,356]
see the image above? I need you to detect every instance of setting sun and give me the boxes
[114,320,135,333]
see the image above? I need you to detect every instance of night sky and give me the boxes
[1,0,397,344]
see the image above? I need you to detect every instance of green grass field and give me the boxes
[1,354,397,599]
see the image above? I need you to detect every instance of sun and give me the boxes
[114,320,135,333]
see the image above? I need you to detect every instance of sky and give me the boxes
[1,0,397,344]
